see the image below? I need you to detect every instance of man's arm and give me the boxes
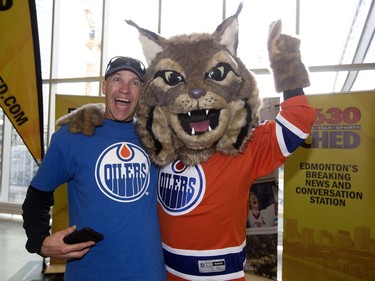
[22,185,54,255]
[22,186,96,259]
[284,87,305,99]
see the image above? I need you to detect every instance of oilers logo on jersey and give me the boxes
[95,142,151,202]
[158,160,206,215]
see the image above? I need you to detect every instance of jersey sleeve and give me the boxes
[249,94,314,179]
[275,94,315,157]
[30,126,71,191]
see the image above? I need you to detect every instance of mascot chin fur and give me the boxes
[58,3,314,280]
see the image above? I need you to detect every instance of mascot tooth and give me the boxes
[57,3,314,280]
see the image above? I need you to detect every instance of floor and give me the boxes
[0,213,271,281]
[0,214,43,280]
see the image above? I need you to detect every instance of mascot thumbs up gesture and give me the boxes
[268,19,310,92]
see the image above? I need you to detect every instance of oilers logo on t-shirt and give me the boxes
[95,142,151,202]
[158,160,206,215]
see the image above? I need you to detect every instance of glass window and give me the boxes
[161,0,222,37]
[54,81,101,96]
[254,74,278,98]
[104,0,159,67]
[363,34,375,63]
[308,72,344,94]
[9,126,39,203]
[351,70,375,92]
[300,0,368,66]
[53,0,103,79]
[36,0,53,79]
[228,0,295,69]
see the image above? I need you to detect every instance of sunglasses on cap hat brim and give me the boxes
[105,56,146,81]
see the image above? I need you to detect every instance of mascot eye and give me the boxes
[155,70,185,86]
[206,63,233,81]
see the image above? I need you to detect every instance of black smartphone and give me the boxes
[63,227,104,244]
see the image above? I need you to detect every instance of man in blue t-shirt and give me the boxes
[22,56,166,281]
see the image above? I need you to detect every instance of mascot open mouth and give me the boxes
[178,109,220,135]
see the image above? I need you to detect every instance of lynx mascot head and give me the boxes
[58,3,309,166]
[129,3,260,166]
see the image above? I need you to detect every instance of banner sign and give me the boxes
[283,92,375,281]
[0,0,44,164]
[245,97,280,280]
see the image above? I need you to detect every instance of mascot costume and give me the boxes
[58,3,314,280]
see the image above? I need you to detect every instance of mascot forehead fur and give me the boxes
[129,3,261,166]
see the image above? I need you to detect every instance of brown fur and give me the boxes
[56,103,105,135]
[267,20,310,92]
[131,3,261,166]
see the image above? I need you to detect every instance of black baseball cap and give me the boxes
[104,56,146,81]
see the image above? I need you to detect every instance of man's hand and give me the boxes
[268,20,310,93]
[40,225,95,260]
[56,103,105,136]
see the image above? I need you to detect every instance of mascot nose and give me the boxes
[190,88,206,99]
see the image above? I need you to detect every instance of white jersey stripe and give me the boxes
[276,123,291,157]
[162,240,246,257]
[276,113,310,139]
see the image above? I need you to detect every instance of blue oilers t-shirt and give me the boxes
[31,119,166,281]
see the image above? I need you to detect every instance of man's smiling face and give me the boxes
[102,70,142,122]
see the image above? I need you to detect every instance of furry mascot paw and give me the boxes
[56,103,105,136]
[268,20,310,92]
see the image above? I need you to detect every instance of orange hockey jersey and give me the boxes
[157,95,315,280]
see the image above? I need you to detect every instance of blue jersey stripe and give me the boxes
[275,114,310,156]
[163,242,246,280]
[166,265,246,281]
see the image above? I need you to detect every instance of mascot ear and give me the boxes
[214,2,243,56]
[125,20,165,65]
